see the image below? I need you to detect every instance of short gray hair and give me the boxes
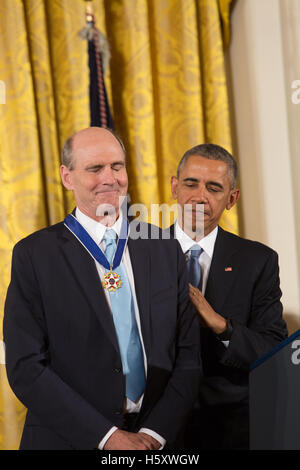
[61,135,74,169]
[177,143,238,188]
[61,128,127,170]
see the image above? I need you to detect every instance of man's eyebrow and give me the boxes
[85,161,125,170]
[182,177,199,183]
[85,164,103,170]
[207,181,224,189]
[182,177,224,189]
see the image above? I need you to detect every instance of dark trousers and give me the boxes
[184,403,249,450]
[122,413,140,432]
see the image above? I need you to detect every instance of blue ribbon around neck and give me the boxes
[64,214,129,270]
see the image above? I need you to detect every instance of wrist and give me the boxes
[215,318,233,341]
[213,316,227,335]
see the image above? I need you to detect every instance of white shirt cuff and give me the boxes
[98,426,118,450]
[139,427,166,449]
[98,426,166,450]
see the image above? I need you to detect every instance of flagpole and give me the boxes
[84,0,93,23]
[80,0,112,128]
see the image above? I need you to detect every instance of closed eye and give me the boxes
[86,166,103,173]
[207,183,224,192]
[85,162,125,173]
[111,162,125,171]
[183,178,198,188]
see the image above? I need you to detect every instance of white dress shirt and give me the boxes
[75,208,165,449]
[174,221,218,295]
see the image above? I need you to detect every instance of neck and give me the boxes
[180,221,204,241]
[77,206,120,227]
[179,220,216,241]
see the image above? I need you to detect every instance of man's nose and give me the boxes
[101,165,116,184]
[193,185,208,203]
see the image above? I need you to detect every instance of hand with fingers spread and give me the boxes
[189,284,227,335]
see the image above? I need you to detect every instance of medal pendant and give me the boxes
[102,269,122,292]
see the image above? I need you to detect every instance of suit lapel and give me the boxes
[58,224,120,353]
[169,224,175,238]
[205,227,239,313]
[127,237,151,361]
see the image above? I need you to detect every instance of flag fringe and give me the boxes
[79,25,111,75]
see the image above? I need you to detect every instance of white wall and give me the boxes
[229,0,300,332]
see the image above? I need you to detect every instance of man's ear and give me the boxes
[171,176,178,200]
[60,165,73,191]
[226,188,240,210]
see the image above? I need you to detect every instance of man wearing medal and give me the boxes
[4,127,201,450]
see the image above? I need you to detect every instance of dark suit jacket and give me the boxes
[170,225,288,406]
[3,220,201,450]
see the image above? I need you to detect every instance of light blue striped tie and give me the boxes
[103,229,146,402]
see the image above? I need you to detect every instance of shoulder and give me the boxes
[219,227,278,258]
[129,220,175,241]
[217,228,279,274]
[129,222,186,278]
[13,222,65,255]
[128,221,182,253]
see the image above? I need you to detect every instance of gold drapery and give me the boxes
[0,0,236,449]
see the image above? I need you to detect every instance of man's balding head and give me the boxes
[60,127,128,223]
[61,127,126,170]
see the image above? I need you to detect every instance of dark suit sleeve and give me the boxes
[4,242,114,449]
[220,250,288,369]
[139,242,202,444]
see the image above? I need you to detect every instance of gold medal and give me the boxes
[102,268,122,292]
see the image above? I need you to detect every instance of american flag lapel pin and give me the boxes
[225,267,232,272]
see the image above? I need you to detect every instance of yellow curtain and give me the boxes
[0,0,236,449]
[106,0,237,230]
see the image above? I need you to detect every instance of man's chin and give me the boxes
[181,217,205,240]
[96,202,119,218]
[183,214,204,229]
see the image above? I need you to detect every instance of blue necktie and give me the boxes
[103,229,145,402]
[187,245,203,289]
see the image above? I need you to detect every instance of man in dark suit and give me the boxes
[170,143,288,449]
[3,127,201,450]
